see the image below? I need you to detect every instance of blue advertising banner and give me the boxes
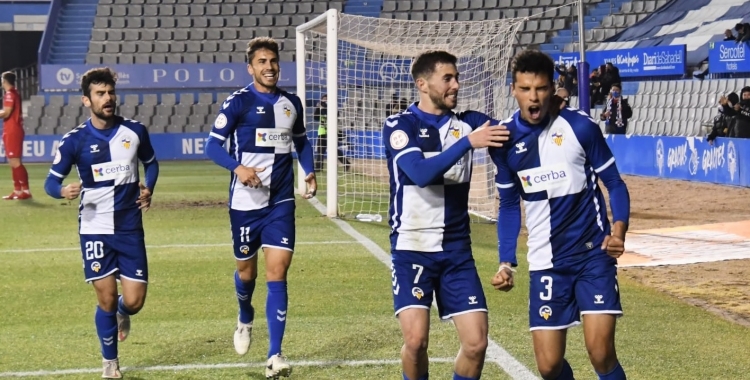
[552,45,686,77]
[40,63,293,91]
[606,135,748,187]
[40,57,488,90]
[708,40,750,74]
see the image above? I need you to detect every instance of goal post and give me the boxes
[296,9,525,221]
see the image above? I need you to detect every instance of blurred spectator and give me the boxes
[735,23,750,43]
[555,64,578,97]
[600,83,632,134]
[724,29,736,41]
[314,95,351,171]
[385,93,408,117]
[590,67,602,108]
[708,92,739,144]
[732,86,750,138]
[599,63,621,102]
[554,87,570,110]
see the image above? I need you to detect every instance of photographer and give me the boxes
[600,83,632,134]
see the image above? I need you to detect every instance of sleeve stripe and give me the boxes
[393,147,421,163]
[594,157,615,173]
[495,182,515,189]
[209,132,226,141]
[142,155,155,164]
[293,132,306,137]
[49,170,64,178]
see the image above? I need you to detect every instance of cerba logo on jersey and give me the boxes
[255,128,291,148]
[91,159,135,182]
[517,163,570,194]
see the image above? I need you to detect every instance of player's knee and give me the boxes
[124,297,145,314]
[536,359,564,380]
[402,335,429,356]
[586,345,617,374]
[461,335,488,360]
[265,263,289,281]
[8,158,20,168]
[97,294,118,312]
[237,267,258,282]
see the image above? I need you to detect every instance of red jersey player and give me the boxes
[1,71,31,200]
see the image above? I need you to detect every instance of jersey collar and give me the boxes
[248,83,280,104]
[408,103,453,129]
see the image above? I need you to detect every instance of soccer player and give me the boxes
[489,50,630,380]
[1,71,31,200]
[43,68,159,379]
[382,50,510,380]
[205,37,316,379]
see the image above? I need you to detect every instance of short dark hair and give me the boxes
[742,86,750,97]
[410,50,458,81]
[611,83,622,90]
[246,37,279,63]
[81,68,116,98]
[511,50,554,85]
[1,71,16,86]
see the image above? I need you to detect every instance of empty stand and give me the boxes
[86,0,344,64]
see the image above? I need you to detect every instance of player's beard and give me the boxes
[428,89,457,112]
[92,102,116,122]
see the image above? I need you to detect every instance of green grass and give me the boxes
[0,162,749,379]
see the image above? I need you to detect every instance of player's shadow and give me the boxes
[15,199,52,209]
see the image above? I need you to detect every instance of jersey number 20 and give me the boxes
[85,241,104,260]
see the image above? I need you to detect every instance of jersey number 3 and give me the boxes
[539,276,553,301]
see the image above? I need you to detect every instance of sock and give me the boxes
[266,281,288,358]
[117,295,137,316]
[453,373,476,380]
[15,165,29,191]
[555,359,575,380]
[95,306,118,360]
[234,271,256,324]
[10,166,19,191]
[403,374,429,380]
[598,361,626,380]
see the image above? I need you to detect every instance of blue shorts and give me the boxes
[230,200,296,260]
[80,233,148,283]
[391,249,487,319]
[529,252,622,330]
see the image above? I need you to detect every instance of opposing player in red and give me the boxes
[1,71,31,200]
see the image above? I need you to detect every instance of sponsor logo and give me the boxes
[255,128,291,148]
[91,159,134,182]
[517,164,570,193]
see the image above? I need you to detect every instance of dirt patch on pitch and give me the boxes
[607,175,750,325]
[157,199,227,210]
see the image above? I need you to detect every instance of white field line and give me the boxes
[307,198,539,380]
[0,358,456,378]
[0,241,358,254]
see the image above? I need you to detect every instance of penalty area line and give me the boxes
[307,198,539,380]
[0,358,457,378]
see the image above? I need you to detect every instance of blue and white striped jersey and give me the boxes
[491,108,627,271]
[383,103,492,252]
[49,117,156,234]
[209,85,306,211]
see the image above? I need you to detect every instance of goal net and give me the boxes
[296,10,525,221]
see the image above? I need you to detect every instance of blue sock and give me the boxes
[403,374,429,380]
[234,271,256,324]
[453,373,477,380]
[555,359,574,380]
[266,281,288,357]
[95,306,118,360]
[598,361,626,380]
[117,295,137,316]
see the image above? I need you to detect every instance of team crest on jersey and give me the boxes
[283,105,292,118]
[411,287,424,300]
[539,305,552,320]
[239,245,250,255]
[121,138,131,149]
[449,125,461,138]
[91,261,101,273]
[551,131,564,146]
